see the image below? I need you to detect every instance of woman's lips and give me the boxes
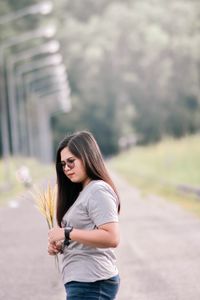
[67,173,75,177]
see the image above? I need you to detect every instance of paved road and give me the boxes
[1,174,200,300]
[114,174,200,300]
[0,192,64,300]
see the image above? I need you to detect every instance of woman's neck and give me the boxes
[82,177,92,188]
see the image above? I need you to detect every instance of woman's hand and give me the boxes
[48,227,65,244]
[48,241,62,255]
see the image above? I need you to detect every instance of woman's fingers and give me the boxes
[48,242,59,255]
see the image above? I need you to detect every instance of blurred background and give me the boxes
[0,1,200,300]
[0,0,199,209]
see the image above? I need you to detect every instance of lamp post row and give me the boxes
[0,2,53,163]
[0,2,71,186]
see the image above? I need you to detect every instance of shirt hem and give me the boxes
[63,271,119,285]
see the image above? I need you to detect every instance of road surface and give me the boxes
[0,174,200,300]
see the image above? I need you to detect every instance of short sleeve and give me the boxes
[88,187,119,227]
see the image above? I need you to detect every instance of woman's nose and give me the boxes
[63,163,70,171]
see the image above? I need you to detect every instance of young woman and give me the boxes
[48,130,120,300]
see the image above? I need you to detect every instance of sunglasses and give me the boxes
[57,158,76,171]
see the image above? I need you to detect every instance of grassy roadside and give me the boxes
[0,157,55,205]
[109,134,200,218]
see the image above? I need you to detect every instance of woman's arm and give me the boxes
[48,222,120,248]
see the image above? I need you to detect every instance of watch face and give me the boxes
[64,226,73,242]
[66,226,72,231]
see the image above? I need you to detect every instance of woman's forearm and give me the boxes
[48,223,119,248]
[70,228,119,248]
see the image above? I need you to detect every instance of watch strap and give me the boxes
[64,226,73,246]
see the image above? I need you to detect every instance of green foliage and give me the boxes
[109,134,200,217]
[52,0,200,153]
[165,95,200,137]
[110,134,200,187]
[0,0,200,157]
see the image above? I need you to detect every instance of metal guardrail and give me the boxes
[117,170,200,200]
[177,184,200,199]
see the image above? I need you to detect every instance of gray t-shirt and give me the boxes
[61,180,119,284]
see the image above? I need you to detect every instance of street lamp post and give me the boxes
[38,86,71,112]
[0,1,53,166]
[24,74,68,158]
[15,54,63,155]
[23,64,67,85]
[23,65,70,113]
[18,63,70,161]
[0,1,53,25]
[0,2,53,188]
[6,39,59,154]
[0,26,56,156]
[32,75,67,92]
[33,88,71,163]
[23,64,68,157]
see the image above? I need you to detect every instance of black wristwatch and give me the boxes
[64,226,73,246]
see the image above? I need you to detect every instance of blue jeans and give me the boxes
[64,275,120,300]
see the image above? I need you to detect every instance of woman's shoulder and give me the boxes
[89,180,116,197]
[90,179,109,189]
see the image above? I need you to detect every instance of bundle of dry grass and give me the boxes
[31,182,59,269]
[33,183,57,229]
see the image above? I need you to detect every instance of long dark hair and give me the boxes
[56,130,120,226]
